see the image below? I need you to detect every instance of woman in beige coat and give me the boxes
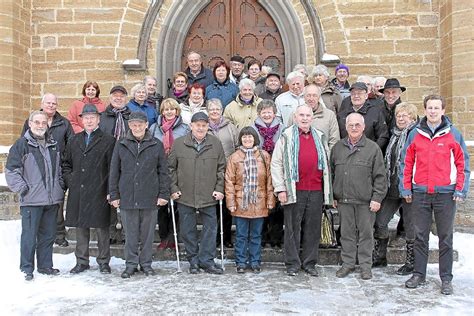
[225,127,275,273]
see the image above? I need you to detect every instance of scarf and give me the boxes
[161,116,177,155]
[240,146,258,210]
[385,121,416,188]
[254,122,280,155]
[239,94,254,105]
[173,89,186,99]
[112,107,127,140]
[209,117,224,134]
[284,125,327,198]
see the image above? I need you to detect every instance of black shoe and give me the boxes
[251,266,261,274]
[200,264,224,275]
[37,268,60,275]
[99,263,111,274]
[396,263,414,275]
[143,267,156,276]
[70,263,90,274]
[287,268,298,276]
[110,238,117,245]
[405,275,426,288]
[121,267,136,279]
[303,266,319,277]
[189,264,201,274]
[441,280,453,295]
[55,238,69,247]
[24,272,34,281]
[236,266,246,274]
[224,241,234,248]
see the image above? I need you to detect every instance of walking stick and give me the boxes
[170,199,182,273]
[219,199,225,270]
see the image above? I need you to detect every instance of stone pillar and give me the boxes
[0,0,32,144]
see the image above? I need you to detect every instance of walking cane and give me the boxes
[170,199,182,273]
[219,199,225,270]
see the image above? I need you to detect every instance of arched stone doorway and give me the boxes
[181,0,285,76]
[155,0,310,93]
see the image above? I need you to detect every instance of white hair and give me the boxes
[130,83,148,98]
[345,112,365,125]
[357,75,374,85]
[311,64,329,78]
[239,78,256,91]
[286,71,305,84]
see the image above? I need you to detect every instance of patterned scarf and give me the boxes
[209,116,224,134]
[254,122,280,155]
[112,107,127,140]
[161,116,177,155]
[240,146,258,210]
[385,121,416,188]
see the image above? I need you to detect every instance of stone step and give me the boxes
[53,241,457,265]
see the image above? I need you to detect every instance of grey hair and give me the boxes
[304,84,322,96]
[143,75,157,84]
[357,75,374,85]
[257,99,277,114]
[374,76,387,85]
[29,110,48,122]
[130,83,148,98]
[293,64,307,74]
[345,112,365,125]
[41,93,57,104]
[239,78,256,91]
[206,98,223,113]
[286,71,305,84]
[187,51,201,59]
[311,64,330,78]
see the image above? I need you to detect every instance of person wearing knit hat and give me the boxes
[331,63,351,99]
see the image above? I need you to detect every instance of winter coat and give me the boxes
[6,130,65,206]
[253,76,267,96]
[275,91,305,126]
[259,88,282,102]
[206,80,239,109]
[320,82,343,113]
[146,93,164,111]
[109,130,171,209]
[223,95,262,129]
[21,111,74,155]
[208,118,239,160]
[400,116,471,199]
[271,126,333,206]
[225,148,275,218]
[68,97,106,133]
[287,101,340,151]
[330,135,387,204]
[167,87,189,105]
[381,98,401,136]
[337,100,389,152]
[185,66,214,88]
[126,99,158,126]
[99,105,131,138]
[168,133,226,209]
[150,115,189,143]
[331,78,350,99]
[180,101,207,125]
[250,117,284,155]
[62,129,116,228]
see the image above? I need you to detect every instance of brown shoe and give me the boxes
[361,269,372,280]
[336,266,355,278]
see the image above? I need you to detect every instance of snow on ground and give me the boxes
[0,220,473,315]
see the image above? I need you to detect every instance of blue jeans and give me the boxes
[234,217,264,268]
[20,205,58,273]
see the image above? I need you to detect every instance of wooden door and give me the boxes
[182,0,285,76]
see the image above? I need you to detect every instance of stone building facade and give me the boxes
[0,0,473,224]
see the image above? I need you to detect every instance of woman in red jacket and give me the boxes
[68,81,107,133]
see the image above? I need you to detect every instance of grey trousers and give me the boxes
[121,208,157,269]
[75,227,110,265]
[339,203,375,270]
[283,190,323,270]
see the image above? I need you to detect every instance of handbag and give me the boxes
[320,207,338,248]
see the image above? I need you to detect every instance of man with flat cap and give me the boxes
[259,72,283,101]
[379,78,406,134]
[62,104,116,274]
[109,111,170,278]
[229,55,248,85]
[337,82,389,152]
[100,85,131,140]
[168,112,226,274]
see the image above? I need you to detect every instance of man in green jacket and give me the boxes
[330,112,387,280]
[169,112,226,274]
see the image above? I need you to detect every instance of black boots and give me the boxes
[372,238,389,267]
[397,240,414,275]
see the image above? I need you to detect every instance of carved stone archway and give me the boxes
[124,0,327,94]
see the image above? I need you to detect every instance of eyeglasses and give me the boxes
[396,113,410,119]
[347,123,363,129]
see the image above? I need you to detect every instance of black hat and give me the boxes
[349,82,368,92]
[79,104,99,117]
[230,55,245,64]
[266,72,281,80]
[378,78,406,93]
[191,112,209,123]
[128,111,148,123]
[110,85,128,95]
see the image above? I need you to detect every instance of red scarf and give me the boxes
[254,122,280,155]
[161,117,177,155]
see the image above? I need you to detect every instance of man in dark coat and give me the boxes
[337,82,389,152]
[258,72,282,101]
[21,93,73,247]
[99,85,131,140]
[62,104,116,274]
[109,111,170,278]
[169,112,226,274]
[379,78,406,135]
[184,51,214,87]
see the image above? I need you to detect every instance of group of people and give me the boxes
[5,51,470,297]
